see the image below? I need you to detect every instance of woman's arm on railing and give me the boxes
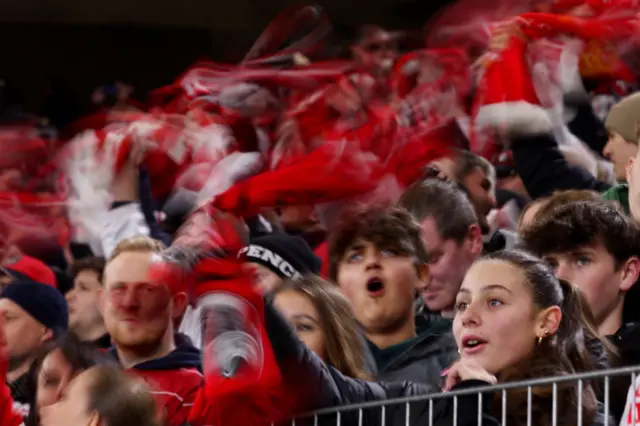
[264,298,499,426]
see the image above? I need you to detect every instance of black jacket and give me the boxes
[264,298,499,426]
[512,134,611,200]
[608,323,640,422]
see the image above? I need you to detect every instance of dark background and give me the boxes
[0,0,448,112]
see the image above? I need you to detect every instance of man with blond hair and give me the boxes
[100,236,201,426]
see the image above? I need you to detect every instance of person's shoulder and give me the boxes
[602,184,629,206]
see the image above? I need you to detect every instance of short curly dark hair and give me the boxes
[521,200,640,268]
[328,204,428,282]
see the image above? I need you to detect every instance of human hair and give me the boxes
[25,332,115,426]
[86,365,159,426]
[399,178,478,243]
[328,205,427,282]
[521,200,640,269]
[454,150,496,183]
[519,190,601,229]
[68,256,106,284]
[483,250,604,426]
[109,236,166,262]
[273,274,371,380]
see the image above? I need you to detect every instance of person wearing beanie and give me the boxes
[0,280,68,416]
[600,93,640,213]
[239,233,322,293]
[603,92,640,182]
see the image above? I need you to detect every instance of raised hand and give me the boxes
[442,359,497,392]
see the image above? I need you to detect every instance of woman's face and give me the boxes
[40,368,96,426]
[452,259,544,375]
[36,349,75,411]
[273,289,326,360]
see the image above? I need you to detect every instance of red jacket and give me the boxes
[112,334,203,426]
[0,383,23,426]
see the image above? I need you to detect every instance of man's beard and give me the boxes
[111,329,166,358]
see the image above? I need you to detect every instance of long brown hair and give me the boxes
[485,250,606,426]
[273,274,371,380]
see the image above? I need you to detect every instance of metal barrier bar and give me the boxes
[604,375,610,426]
[289,365,640,425]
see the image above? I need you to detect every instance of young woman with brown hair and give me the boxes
[273,274,371,380]
[449,250,610,425]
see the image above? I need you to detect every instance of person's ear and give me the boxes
[88,410,101,426]
[466,224,484,256]
[619,256,640,292]
[171,292,189,320]
[41,327,54,344]
[535,306,562,340]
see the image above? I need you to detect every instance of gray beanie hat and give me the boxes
[605,92,640,144]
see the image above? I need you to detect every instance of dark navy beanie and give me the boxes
[1,280,68,336]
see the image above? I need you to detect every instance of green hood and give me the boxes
[602,184,630,215]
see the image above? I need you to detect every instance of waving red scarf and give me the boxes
[148,208,296,426]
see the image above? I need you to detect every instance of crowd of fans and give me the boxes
[2,1,640,425]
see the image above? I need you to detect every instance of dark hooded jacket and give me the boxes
[366,312,457,387]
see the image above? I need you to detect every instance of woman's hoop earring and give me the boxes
[537,330,548,345]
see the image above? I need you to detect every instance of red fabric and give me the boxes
[0,315,25,426]
[0,127,49,171]
[0,191,70,252]
[552,0,640,16]
[127,368,203,426]
[90,114,193,200]
[517,12,639,40]
[186,259,294,426]
[579,39,635,82]
[471,36,533,158]
[213,141,385,218]
[3,255,56,287]
[148,205,298,426]
[314,241,329,279]
[389,125,455,187]
[478,36,539,107]
[0,383,22,426]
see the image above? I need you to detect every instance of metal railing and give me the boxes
[287,365,640,426]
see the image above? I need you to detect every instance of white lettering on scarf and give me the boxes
[240,245,302,280]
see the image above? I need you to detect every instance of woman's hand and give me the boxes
[442,359,497,392]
